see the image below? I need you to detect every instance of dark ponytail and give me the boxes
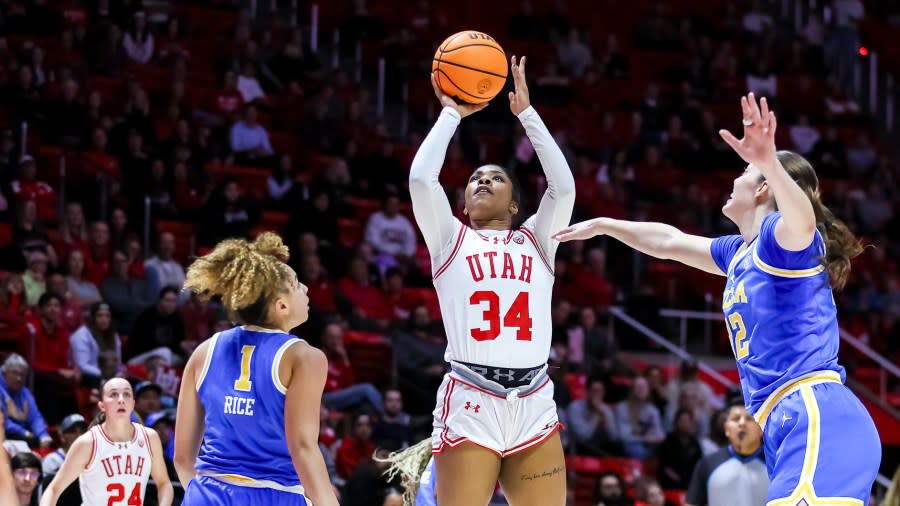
[776,151,863,290]
[90,410,106,428]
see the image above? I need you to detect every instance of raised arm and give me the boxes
[554,217,722,275]
[719,93,816,250]
[509,56,575,259]
[409,75,487,256]
[282,343,339,506]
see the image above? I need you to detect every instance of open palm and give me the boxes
[719,92,777,169]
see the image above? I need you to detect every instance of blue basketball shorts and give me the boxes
[183,475,313,506]
[756,373,880,505]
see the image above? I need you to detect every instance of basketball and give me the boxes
[432,30,508,105]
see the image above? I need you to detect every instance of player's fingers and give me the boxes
[740,95,751,121]
[760,97,770,123]
[508,91,515,103]
[769,111,777,134]
[719,129,741,151]
[518,55,526,77]
[748,92,761,122]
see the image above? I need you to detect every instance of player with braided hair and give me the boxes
[173,232,338,506]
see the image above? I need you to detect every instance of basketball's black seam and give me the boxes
[439,43,505,56]
[433,68,486,101]
[432,58,508,79]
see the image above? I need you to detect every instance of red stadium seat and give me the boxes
[346,338,394,389]
[664,489,686,506]
[337,218,363,248]
[0,223,11,248]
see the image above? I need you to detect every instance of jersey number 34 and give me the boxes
[469,291,533,341]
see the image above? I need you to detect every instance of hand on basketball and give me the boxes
[430,73,487,119]
[552,218,608,242]
[719,92,778,173]
[508,55,531,116]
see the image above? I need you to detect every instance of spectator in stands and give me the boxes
[127,286,187,365]
[658,408,703,489]
[593,471,632,506]
[65,249,101,308]
[236,62,266,104]
[615,375,664,458]
[336,413,377,479]
[267,154,305,211]
[2,200,56,273]
[108,209,134,253]
[69,301,121,387]
[556,28,593,78]
[81,127,121,184]
[665,361,719,425]
[364,193,417,273]
[100,249,153,334]
[343,439,403,506]
[827,0,865,92]
[644,366,669,417]
[741,0,773,34]
[43,78,86,147]
[132,381,162,425]
[685,404,768,506]
[391,305,448,412]
[202,179,261,246]
[179,293,221,345]
[11,451,41,506]
[92,23,128,76]
[229,104,274,165]
[42,413,87,477]
[46,272,83,333]
[22,250,48,306]
[810,125,849,177]
[300,254,337,316]
[698,408,728,456]
[321,322,384,415]
[0,354,51,448]
[337,256,392,327]
[123,11,153,64]
[12,156,56,223]
[788,114,820,156]
[56,202,88,264]
[382,268,418,322]
[567,377,621,456]
[372,389,411,449]
[665,382,712,438]
[85,221,111,286]
[846,132,878,178]
[213,70,244,124]
[144,232,187,303]
[634,479,668,506]
[0,273,27,341]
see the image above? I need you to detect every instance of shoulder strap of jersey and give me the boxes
[271,337,303,395]
[86,427,97,469]
[433,223,467,280]
[196,331,222,391]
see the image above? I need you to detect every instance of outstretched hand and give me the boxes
[719,92,778,173]
[431,73,488,119]
[508,55,531,116]
[552,218,605,242]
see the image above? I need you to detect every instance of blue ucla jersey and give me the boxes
[710,212,845,416]
[195,326,303,487]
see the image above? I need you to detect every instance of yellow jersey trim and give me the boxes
[198,471,306,495]
[752,248,825,278]
[754,370,842,431]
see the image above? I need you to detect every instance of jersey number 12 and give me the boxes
[726,312,749,359]
[469,291,533,341]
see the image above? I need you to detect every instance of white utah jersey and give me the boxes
[80,423,153,506]
[433,220,554,369]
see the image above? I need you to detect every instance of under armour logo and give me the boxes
[542,422,556,431]
[493,237,500,244]
[781,412,792,428]
[464,402,480,413]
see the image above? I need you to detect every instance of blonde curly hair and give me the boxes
[183,232,292,325]
[377,438,434,506]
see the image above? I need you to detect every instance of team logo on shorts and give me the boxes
[513,234,525,244]
[464,401,481,413]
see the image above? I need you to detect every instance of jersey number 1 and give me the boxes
[469,291,533,341]
[107,483,142,506]
[234,345,256,391]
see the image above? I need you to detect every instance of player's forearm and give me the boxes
[593,217,683,260]
[763,158,816,238]
[409,107,459,254]
[156,482,174,506]
[173,457,196,486]
[291,445,339,506]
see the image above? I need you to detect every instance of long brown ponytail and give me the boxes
[775,151,863,290]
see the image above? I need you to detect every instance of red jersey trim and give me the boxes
[449,375,551,400]
[433,225,467,280]
[86,429,97,469]
[519,227,554,275]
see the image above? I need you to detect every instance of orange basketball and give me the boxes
[432,30,508,105]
